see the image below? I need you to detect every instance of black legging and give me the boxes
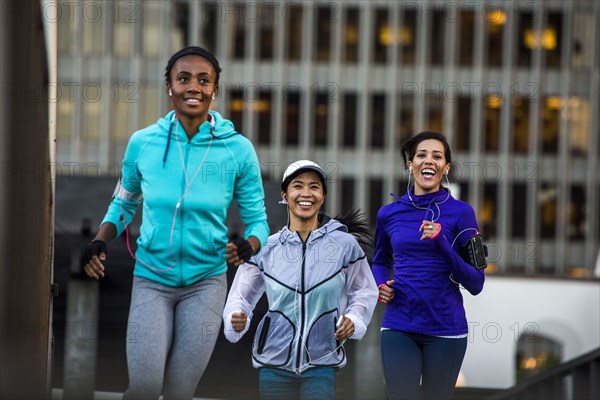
[381,329,467,400]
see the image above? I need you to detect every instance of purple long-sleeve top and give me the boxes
[372,187,485,336]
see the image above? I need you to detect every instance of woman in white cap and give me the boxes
[223,160,378,399]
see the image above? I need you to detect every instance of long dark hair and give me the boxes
[401,131,452,170]
[334,209,373,251]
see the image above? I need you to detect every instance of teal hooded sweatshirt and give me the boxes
[102,110,269,287]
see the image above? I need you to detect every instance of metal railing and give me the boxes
[487,347,600,400]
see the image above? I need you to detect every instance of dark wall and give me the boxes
[0,1,53,399]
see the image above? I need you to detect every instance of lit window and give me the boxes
[516,333,562,382]
[257,91,272,145]
[344,8,360,63]
[373,8,389,64]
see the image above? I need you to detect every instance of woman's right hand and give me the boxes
[82,240,107,280]
[378,279,395,304]
[231,311,248,332]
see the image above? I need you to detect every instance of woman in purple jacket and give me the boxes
[372,131,485,400]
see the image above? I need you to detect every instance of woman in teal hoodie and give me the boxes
[81,46,269,399]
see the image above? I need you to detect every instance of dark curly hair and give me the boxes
[400,131,452,170]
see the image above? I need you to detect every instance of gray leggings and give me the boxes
[123,274,227,400]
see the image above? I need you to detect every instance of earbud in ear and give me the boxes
[211,93,216,100]
[168,89,172,97]
[409,166,413,173]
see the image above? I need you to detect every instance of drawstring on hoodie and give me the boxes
[163,113,215,167]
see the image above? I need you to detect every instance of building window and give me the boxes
[516,333,562,383]
[429,9,445,66]
[456,97,472,152]
[342,93,357,148]
[57,84,73,141]
[539,183,557,239]
[396,94,414,148]
[511,183,527,238]
[116,6,135,58]
[572,9,595,70]
[484,95,502,152]
[232,3,246,59]
[140,84,160,128]
[397,178,409,197]
[458,10,475,66]
[568,97,590,157]
[313,91,329,146]
[568,186,586,241]
[544,11,563,68]
[227,89,244,134]
[314,6,333,62]
[200,2,218,53]
[285,4,303,61]
[111,95,130,149]
[82,0,104,56]
[82,100,101,142]
[284,90,301,145]
[373,8,389,64]
[426,96,443,134]
[541,96,559,154]
[174,1,189,46]
[257,4,275,60]
[400,6,417,65]
[486,7,506,67]
[141,1,163,59]
[370,93,386,148]
[483,183,498,238]
[512,96,530,153]
[256,90,272,145]
[369,178,384,229]
[340,178,355,214]
[517,11,535,67]
[344,7,360,63]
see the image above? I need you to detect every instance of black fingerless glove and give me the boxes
[81,239,107,268]
[232,238,253,263]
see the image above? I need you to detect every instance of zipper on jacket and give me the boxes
[178,139,192,286]
[295,232,310,373]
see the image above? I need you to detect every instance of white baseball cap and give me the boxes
[281,160,327,193]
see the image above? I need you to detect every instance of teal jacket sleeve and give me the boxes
[234,139,269,246]
[100,134,143,236]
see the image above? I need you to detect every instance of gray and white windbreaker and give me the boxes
[223,217,378,374]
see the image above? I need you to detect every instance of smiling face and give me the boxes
[408,139,450,195]
[166,54,218,124]
[283,171,325,227]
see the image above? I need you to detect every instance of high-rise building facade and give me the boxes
[56,0,600,277]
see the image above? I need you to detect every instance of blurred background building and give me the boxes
[50,0,599,398]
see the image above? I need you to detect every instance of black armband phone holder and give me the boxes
[458,234,488,270]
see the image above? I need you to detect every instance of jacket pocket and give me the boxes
[252,311,295,367]
[306,310,344,366]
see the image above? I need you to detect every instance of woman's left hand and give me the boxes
[419,220,441,240]
[335,316,354,340]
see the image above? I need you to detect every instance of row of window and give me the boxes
[56,83,596,160]
[57,1,598,71]
[225,89,595,156]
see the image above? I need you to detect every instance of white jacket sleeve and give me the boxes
[223,262,265,343]
[343,255,378,340]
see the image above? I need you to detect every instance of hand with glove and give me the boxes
[82,239,108,280]
[226,236,260,267]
